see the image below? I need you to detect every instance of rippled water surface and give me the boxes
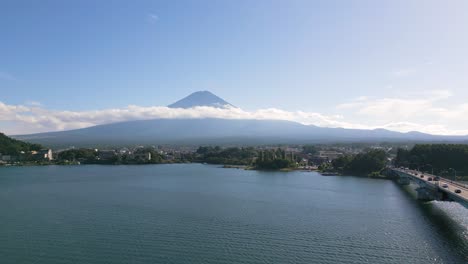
[0,164,467,264]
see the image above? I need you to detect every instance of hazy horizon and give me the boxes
[1,0,468,135]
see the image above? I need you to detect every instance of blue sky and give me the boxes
[1,0,468,135]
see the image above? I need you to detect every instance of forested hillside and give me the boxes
[330,149,388,176]
[395,144,468,176]
[0,133,43,155]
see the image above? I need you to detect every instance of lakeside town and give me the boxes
[0,131,399,175]
[0,145,358,167]
[2,132,468,182]
[0,131,389,168]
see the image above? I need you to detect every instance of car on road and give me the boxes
[434,177,440,181]
[427,177,433,181]
[455,189,462,194]
[420,175,424,178]
[442,184,448,188]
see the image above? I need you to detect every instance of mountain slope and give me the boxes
[13,92,468,147]
[0,132,43,155]
[168,91,234,108]
[14,118,468,147]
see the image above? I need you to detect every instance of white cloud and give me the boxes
[147,13,159,24]
[0,103,351,135]
[1,89,467,136]
[380,122,468,136]
[336,89,468,135]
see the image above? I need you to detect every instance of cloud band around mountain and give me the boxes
[1,89,467,135]
[1,98,468,136]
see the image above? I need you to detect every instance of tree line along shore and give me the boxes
[2,132,468,179]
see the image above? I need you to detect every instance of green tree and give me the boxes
[0,133,43,156]
[302,145,318,155]
[395,144,468,176]
[330,149,387,175]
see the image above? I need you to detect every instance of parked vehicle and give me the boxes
[455,189,462,194]
[420,175,424,178]
[427,177,433,181]
[442,184,448,188]
[434,177,440,181]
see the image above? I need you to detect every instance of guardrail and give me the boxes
[444,180,468,190]
[391,167,468,190]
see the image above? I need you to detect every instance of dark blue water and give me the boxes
[0,164,466,263]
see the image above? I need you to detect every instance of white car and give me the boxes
[442,184,448,188]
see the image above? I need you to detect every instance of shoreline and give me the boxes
[1,162,311,173]
[0,161,194,167]
[1,162,385,178]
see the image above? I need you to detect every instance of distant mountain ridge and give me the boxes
[12,91,468,147]
[168,91,234,108]
[14,118,468,148]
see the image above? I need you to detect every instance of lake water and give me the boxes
[0,164,467,264]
